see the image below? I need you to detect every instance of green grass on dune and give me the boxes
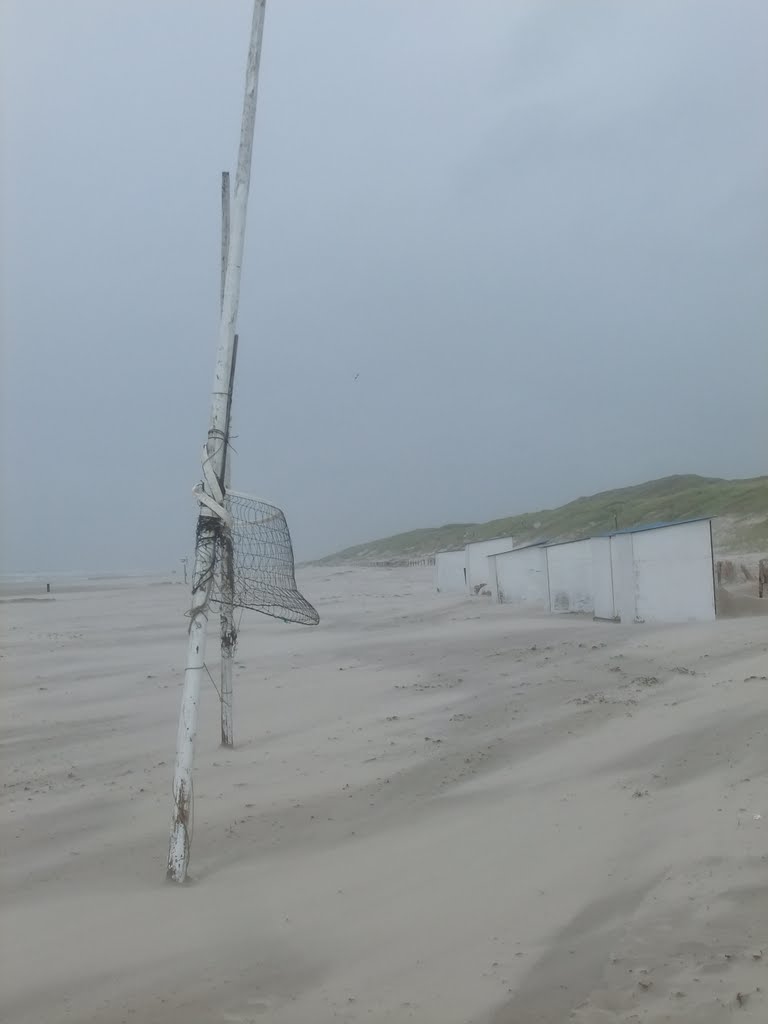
[318,474,768,562]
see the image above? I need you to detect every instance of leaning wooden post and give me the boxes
[219,332,239,747]
[220,170,230,314]
[219,170,237,748]
[167,0,267,884]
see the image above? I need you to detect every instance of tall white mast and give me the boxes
[167,0,267,884]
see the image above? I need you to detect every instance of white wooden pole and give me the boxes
[167,0,267,884]
[219,170,237,748]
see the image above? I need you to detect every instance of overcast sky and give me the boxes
[1,0,766,572]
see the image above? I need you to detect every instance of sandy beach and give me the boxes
[2,566,768,1023]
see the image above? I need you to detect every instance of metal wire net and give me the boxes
[204,490,319,626]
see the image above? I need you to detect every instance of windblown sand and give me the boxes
[2,567,768,1023]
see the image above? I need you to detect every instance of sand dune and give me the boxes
[2,567,768,1023]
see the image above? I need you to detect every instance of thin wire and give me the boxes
[204,661,222,702]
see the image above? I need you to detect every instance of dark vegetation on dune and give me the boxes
[319,475,768,562]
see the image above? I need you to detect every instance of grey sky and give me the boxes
[2,0,766,572]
